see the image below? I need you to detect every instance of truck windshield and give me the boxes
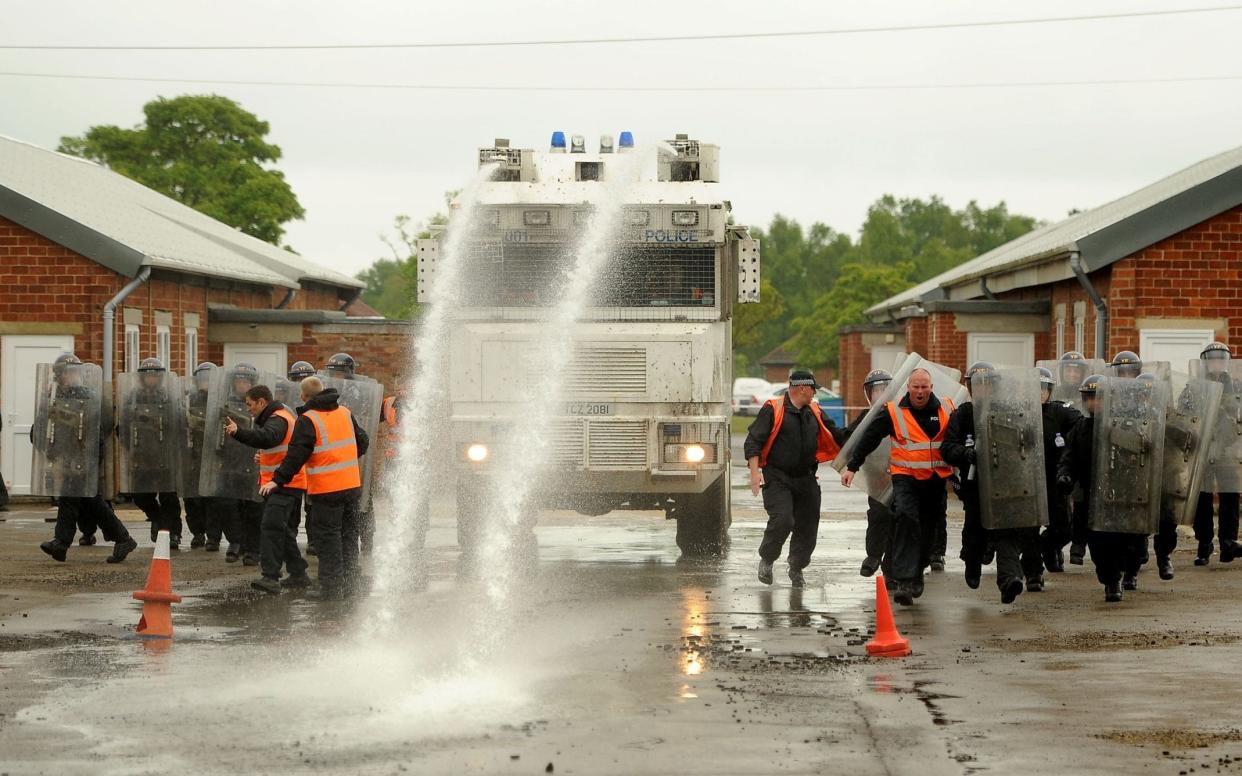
[462,243,717,308]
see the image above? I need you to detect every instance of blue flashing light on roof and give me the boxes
[618,131,635,149]
[550,131,567,152]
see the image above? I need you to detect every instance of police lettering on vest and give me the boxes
[757,398,841,469]
[303,406,362,495]
[886,398,955,479]
[258,407,308,491]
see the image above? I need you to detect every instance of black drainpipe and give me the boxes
[979,275,997,301]
[1070,250,1108,360]
[276,288,297,309]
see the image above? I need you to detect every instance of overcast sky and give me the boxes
[2,1,1240,277]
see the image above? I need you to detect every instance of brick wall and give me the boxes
[1109,204,1242,354]
[904,316,928,357]
[287,322,414,389]
[925,311,968,374]
[837,331,869,411]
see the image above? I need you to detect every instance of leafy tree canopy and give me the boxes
[59,94,304,245]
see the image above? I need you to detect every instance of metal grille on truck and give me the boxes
[562,347,647,395]
[587,421,648,469]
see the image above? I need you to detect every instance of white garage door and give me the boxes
[1139,329,1214,371]
[222,343,288,376]
[870,345,907,373]
[2,334,75,494]
[967,333,1035,368]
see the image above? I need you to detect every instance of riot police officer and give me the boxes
[1194,341,1242,565]
[182,362,221,549]
[324,353,357,380]
[201,363,264,565]
[835,370,895,577]
[1057,374,1155,602]
[942,362,1045,603]
[1037,366,1082,572]
[121,357,183,549]
[1110,350,1142,379]
[35,354,138,563]
[322,352,379,557]
[287,360,318,555]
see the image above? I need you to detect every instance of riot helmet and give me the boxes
[1060,351,1086,361]
[138,357,165,388]
[862,369,892,406]
[1037,366,1055,403]
[966,361,996,397]
[1110,350,1141,379]
[325,352,356,378]
[1201,342,1231,374]
[288,360,316,381]
[52,353,83,386]
[230,362,259,395]
[193,361,216,391]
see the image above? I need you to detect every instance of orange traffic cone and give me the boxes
[865,575,911,658]
[133,530,182,639]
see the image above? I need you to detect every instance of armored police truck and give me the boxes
[417,132,761,554]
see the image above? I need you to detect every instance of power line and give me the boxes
[2,70,1239,92]
[1,5,1239,51]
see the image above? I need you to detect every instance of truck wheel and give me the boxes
[674,475,731,556]
[456,476,485,554]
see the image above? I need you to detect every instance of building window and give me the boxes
[156,324,171,369]
[1055,318,1065,357]
[1074,319,1085,354]
[124,324,140,373]
[186,327,199,374]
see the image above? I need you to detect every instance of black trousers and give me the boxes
[1088,530,1145,585]
[131,492,182,539]
[359,507,375,555]
[864,496,894,561]
[757,469,821,571]
[1040,485,1073,557]
[890,475,948,581]
[310,491,361,592]
[234,500,263,561]
[1194,491,1240,549]
[1071,499,1091,548]
[53,496,131,547]
[260,490,308,580]
[184,497,209,537]
[1154,511,1178,561]
[960,492,1041,589]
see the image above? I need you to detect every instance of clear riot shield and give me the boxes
[1190,359,1242,493]
[1160,373,1222,525]
[1037,358,1107,407]
[30,362,103,498]
[180,369,214,498]
[322,376,385,511]
[117,371,182,494]
[973,368,1048,530]
[198,367,277,502]
[1106,360,1172,384]
[832,352,962,474]
[1089,377,1168,534]
[272,377,302,411]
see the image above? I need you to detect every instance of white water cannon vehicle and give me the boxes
[418,131,760,554]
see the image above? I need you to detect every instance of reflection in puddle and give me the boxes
[680,587,708,676]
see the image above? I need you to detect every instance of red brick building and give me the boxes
[838,145,1242,411]
[0,135,411,494]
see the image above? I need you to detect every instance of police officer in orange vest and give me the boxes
[225,384,312,594]
[842,367,954,606]
[745,370,841,588]
[262,375,369,600]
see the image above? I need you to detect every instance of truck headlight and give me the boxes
[465,443,489,462]
[625,210,650,226]
[671,210,699,226]
[481,209,501,227]
[523,210,551,226]
[663,443,715,464]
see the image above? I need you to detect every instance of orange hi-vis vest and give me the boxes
[303,406,362,496]
[757,398,841,469]
[382,396,399,460]
[258,407,308,491]
[885,397,955,479]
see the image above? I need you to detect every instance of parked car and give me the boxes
[732,378,772,416]
[764,384,847,427]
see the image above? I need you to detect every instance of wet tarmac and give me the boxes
[2,448,1242,774]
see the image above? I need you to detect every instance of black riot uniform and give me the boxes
[745,372,834,588]
[940,364,1044,603]
[1037,370,1082,572]
[216,366,263,565]
[846,382,953,604]
[837,370,896,578]
[1195,343,1242,565]
[287,361,318,555]
[123,358,183,549]
[1056,376,1145,602]
[36,355,137,564]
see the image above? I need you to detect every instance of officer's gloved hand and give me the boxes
[1056,475,1074,495]
[965,448,977,465]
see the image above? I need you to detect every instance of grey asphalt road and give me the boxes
[0,444,1241,775]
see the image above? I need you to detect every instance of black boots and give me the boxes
[40,540,68,562]
[1122,572,1138,591]
[788,567,805,589]
[1001,578,1023,605]
[859,556,881,577]
[1158,557,1174,580]
[1104,583,1122,603]
[964,561,982,590]
[107,537,138,564]
[757,559,773,585]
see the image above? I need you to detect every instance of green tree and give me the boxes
[58,95,304,244]
[357,211,450,319]
[789,262,913,366]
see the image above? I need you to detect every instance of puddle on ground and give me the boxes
[988,630,1239,653]
[1097,728,1242,750]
